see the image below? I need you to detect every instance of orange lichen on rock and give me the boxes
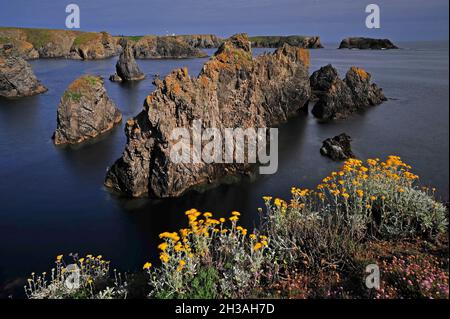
[296,48,310,67]
[350,66,369,79]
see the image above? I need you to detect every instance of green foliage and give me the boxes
[64,91,82,102]
[24,28,52,48]
[73,33,98,46]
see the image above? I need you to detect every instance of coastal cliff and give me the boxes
[0,44,47,98]
[105,33,311,197]
[0,27,211,60]
[339,37,398,49]
[249,36,323,48]
[130,35,208,59]
[0,27,119,59]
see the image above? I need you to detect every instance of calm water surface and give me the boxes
[0,43,448,296]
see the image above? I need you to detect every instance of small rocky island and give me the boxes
[249,35,323,48]
[105,33,311,197]
[53,75,122,145]
[110,41,145,82]
[0,44,47,98]
[339,37,398,50]
[320,133,355,161]
[310,64,386,120]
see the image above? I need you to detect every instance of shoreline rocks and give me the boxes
[320,133,355,161]
[104,33,311,198]
[339,37,398,50]
[53,75,122,145]
[0,45,47,98]
[310,64,387,120]
[249,36,323,49]
[110,41,145,82]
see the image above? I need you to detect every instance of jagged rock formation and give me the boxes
[0,45,47,98]
[339,37,398,50]
[320,133,355,161]
[105,33,311,197]
[53,75,122,145]
[249,36,324,49]
[132,35,208,59]
[310,64,386,120]
[110,41,145,82]
[0,27,119,60]
[172,34,223,48]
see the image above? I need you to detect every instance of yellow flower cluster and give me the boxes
[152,209,263,270]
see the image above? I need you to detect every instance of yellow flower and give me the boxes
[231,211,241,216]
[219,218,226,223]
[342,193,350,199]
[253,243,263,251]
[143,262,152,270]
[249,234,257,240]
[177,260,186,271]
[87,279,93,284]
[158,242,168,251]
[398,188,405,193]
[262,196,272,201]
[160,253,170,263]
[56,255,63,262]
[365,204,372,209]
[229,216,239,222]
[370,196,376,201]
[203,212,213,218]
[79,258,85,264]
[356,190,364,198]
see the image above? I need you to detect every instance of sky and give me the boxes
[0,0,448,42]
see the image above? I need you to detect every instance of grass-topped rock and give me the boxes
[53,75,122,145]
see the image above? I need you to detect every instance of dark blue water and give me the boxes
[0,43,448,297]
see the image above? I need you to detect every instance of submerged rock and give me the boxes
[339,37,398,50]
[320,133,355,161]
[110,41,145,81]
[105,33,311,198]
[310,64,386,120]
[53,75,122,145]
[0,46,47,98]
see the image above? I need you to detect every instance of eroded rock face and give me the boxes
[0,28,120,60]
[53,75,122,145]
[0,46,47,98]
[69,32,119,60]
[320,133,355,161]
[111,41,145,81]
[105,33,311,197]
[173,34,223,48]
[249,36,324,49]
[311,64,386,120]
[339,37,398,50]
[133,36,208,59]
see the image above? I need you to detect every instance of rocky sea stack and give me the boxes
[105,33,311,198]
[110,41,145,82]
[53,75,122,145]
[339,37,398,50]
[320,133,355,161]
[0,44,47,98]
[310,64,387,120]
